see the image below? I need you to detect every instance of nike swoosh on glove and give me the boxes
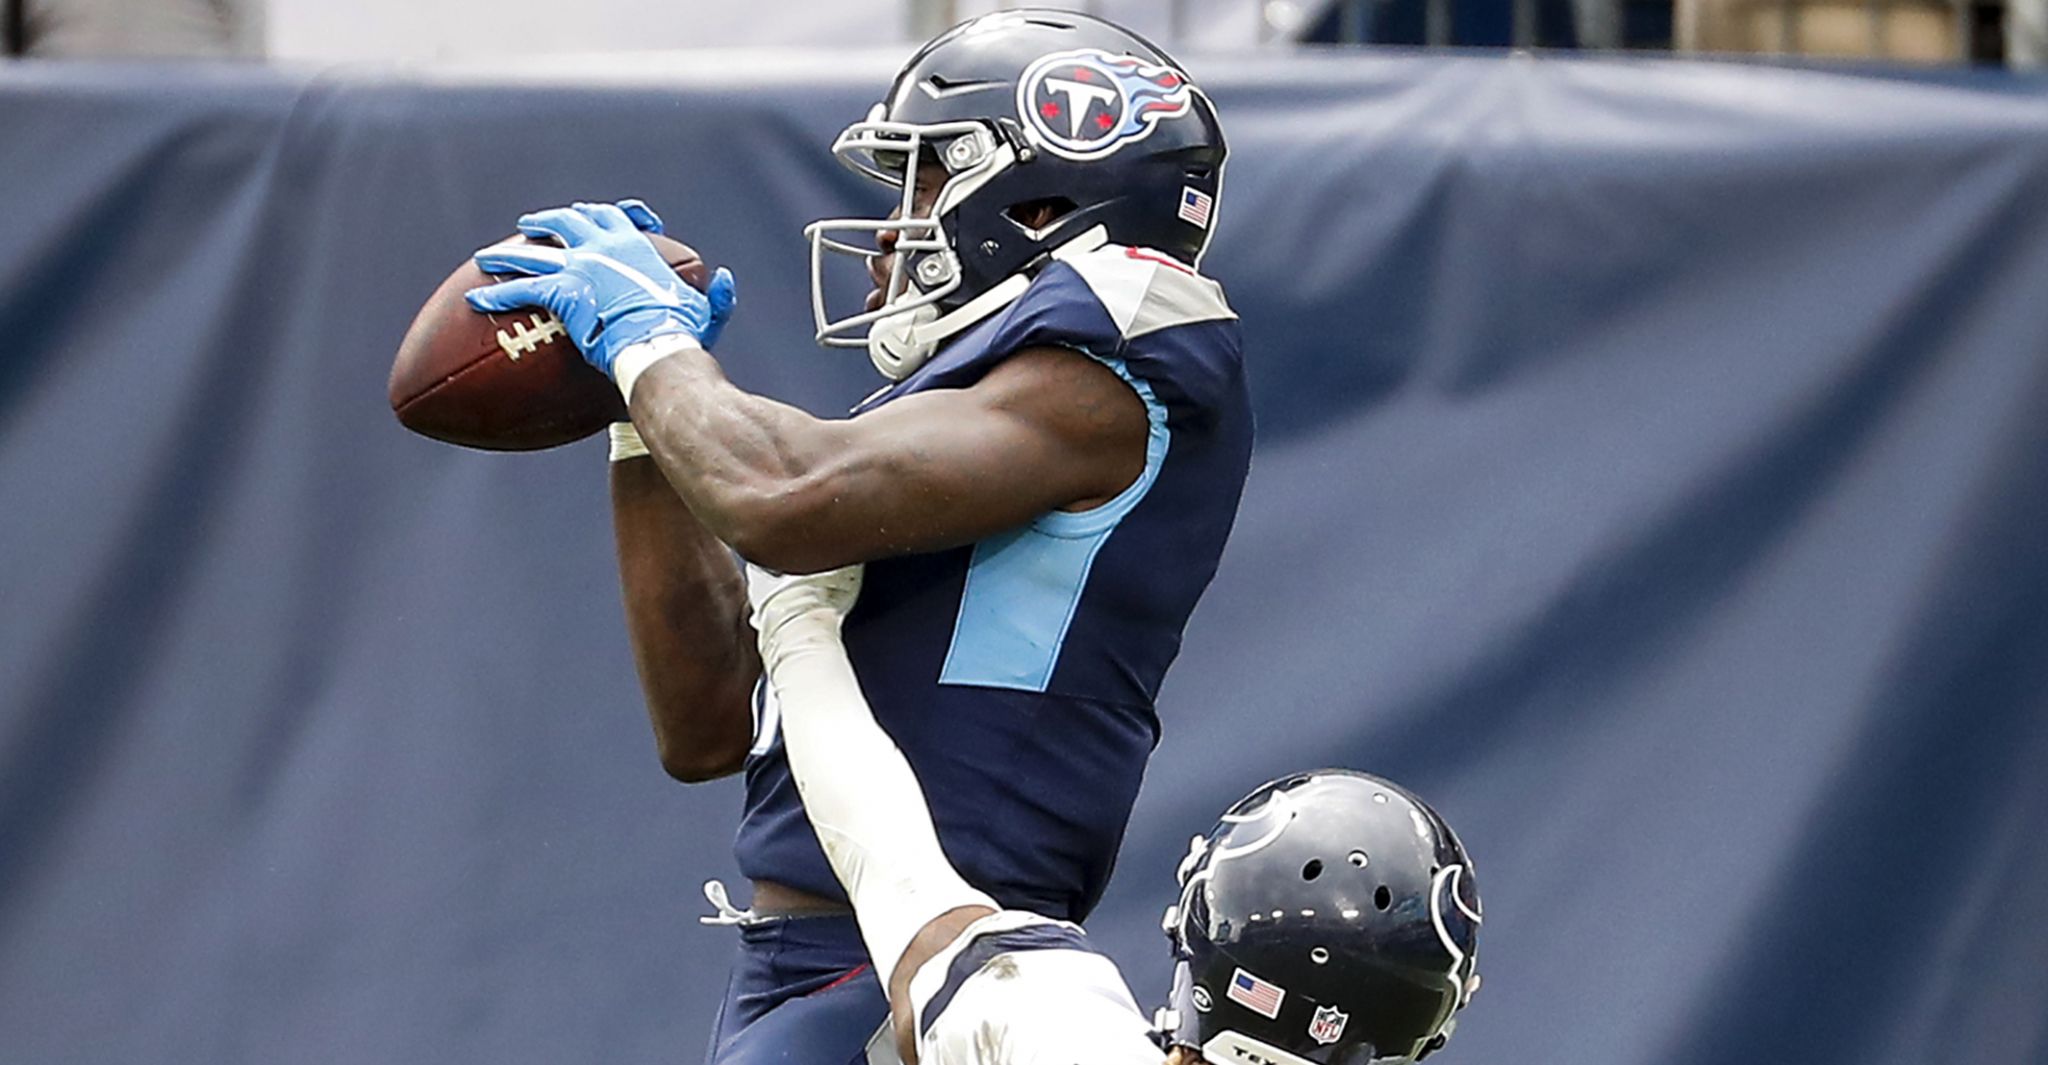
[464,200,737,379]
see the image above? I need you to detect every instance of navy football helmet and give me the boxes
[1159,771,1483,1065]
[804,8,1227,379]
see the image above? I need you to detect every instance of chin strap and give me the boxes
[867,225,1113,381]
[867,275,1026,380]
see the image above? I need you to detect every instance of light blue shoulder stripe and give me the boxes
[1032,361,1169,538]
[938,357,1171,691]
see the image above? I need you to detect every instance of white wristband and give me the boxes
[607,421,649,462]
[613,333,703,404]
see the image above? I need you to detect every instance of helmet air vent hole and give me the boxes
[1302,859,1323,881]
[1374,885,1392,911]
[1004,197,1077,232]
[926,75,1000,95]
[1373,793,1389,804]
[1310,947,1330,965]
[1347,850,1368,868]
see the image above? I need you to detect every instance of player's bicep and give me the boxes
[756,347,1148,570]
[864,348,1145,505]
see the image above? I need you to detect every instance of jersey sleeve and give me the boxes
[989,243,1243,422]
[852,243,1242,423]
[908,911,1160,1065]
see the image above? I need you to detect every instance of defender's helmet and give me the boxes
[804,9,1227,380]
[1160,771,1482,1065]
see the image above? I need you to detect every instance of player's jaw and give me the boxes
[864,237,893,313]
[865,160,950,313]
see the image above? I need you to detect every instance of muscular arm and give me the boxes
[613,336,1144,780]
[626,340,1148,573]
[611,455,758,781]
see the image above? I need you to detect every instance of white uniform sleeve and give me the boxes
[747,565,998,991]
[909,912,1161,1065]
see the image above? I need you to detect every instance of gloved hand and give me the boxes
[606,199,738,352]
[465,200,737,379]
[745,564,864,651]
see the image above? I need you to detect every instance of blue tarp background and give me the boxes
[3,49,2047,1065]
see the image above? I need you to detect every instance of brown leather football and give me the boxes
[389,233,707,451]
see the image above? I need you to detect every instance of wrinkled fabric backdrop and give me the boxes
[2,50,2045,1065]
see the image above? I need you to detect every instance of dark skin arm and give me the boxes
[631,343,1147,569]
[614,344,1147,782]
[891,904,998,1064]
[610,456,758,782]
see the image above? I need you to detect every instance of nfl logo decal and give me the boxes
[1226,967,1286,1019]
[1308,1005,1349,1045]
[1178,187,1213,229]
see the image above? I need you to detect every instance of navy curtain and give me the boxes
[3,53,2045,1065]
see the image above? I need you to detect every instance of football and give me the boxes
[389,233,708,451]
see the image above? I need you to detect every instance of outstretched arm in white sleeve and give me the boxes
[744,566,999,1048]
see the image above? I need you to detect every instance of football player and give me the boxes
[746,563,1484,1065]
[466,10,1251,1065]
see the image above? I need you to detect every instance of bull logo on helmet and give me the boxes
[1017,47,1196,161]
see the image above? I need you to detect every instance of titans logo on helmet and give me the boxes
[1016,47,1197,161]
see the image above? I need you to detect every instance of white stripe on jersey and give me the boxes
[1061,243,1236,340]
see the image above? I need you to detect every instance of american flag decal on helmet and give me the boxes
[1227,967,1285,1019]
[1178,187,1213,229]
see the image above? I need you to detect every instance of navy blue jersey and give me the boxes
[735,243,1252,920]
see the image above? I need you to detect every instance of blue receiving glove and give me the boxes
[612,199,737,351]
[465,200,737,379]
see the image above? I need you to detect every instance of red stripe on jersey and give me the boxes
[813,963,872,994]
[1124,246,1196,274]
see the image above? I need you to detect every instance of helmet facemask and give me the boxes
[803,108,1023,380]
